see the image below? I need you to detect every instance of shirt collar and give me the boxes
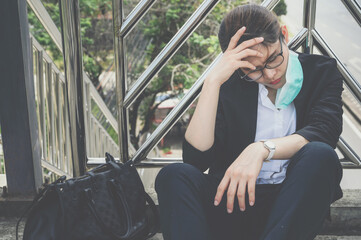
[258,83,269,103]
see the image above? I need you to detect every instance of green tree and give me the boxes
[27,0,113,90]
[121,0,248,148]
[273,0,287,16]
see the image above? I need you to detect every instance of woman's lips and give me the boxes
[270,78,281,85]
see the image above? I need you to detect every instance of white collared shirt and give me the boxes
[255,83,297,184]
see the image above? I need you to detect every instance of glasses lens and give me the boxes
[266,55,284,69]
[247,70,262,81]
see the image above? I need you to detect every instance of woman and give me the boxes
[155,4,343,240]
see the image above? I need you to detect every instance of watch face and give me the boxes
[265,141,276,149]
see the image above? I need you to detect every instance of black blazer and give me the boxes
[182,52,344,203]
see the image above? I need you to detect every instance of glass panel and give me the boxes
[315,0,361,84]
[281,0,304,39]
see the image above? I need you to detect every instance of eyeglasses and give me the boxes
[237,36,284,82]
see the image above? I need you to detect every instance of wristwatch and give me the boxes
[261,140,276,162]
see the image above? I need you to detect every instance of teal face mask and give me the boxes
[275,50,303,109]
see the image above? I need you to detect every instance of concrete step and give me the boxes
[315,237,361,240]
[1,169,360,238]
[319,189,361,235]
[0,218,360,240]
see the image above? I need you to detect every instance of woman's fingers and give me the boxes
[214,175,230,206]
[227,26,246,51]
[236,48,264,60]
[247,178,256,207]
[238,61,257,71]
[226,179,238,213]
[234,37,264,53]
[236,179,247,211]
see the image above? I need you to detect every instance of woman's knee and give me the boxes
[297,141,340,173]
[155,163,204,194]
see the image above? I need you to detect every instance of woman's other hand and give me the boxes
[206,26,264,86]
[213,142,268,213]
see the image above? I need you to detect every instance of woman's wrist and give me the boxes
[204,76,223,88]
[252,142,269,161]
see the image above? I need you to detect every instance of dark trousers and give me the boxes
[155,142,343,240]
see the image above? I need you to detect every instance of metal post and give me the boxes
[0,0,42,196]
[59,0,87,176]
[112,0,130,163]
[303,0,317,53]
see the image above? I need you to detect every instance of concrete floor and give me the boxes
[1,217,360,240]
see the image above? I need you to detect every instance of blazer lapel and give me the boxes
[231,80,258,156]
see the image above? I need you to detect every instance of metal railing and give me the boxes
[26,0,131,178]
[24,0,361,178]
[303,0,361,167]
[92,0,360,169]
[23,0,143,181]
[31,35,120,179]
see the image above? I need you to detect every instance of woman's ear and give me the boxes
[281,25,289,43]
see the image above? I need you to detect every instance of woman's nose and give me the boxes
[263,68,277,79]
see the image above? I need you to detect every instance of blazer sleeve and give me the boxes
[182,98,227,172]
[294,59,344,149]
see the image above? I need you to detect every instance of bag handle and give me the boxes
[108,179,160,239]
[105,152,122,170]
[84,180,141,240]
[84,179,159,240]
[144,191,160,239]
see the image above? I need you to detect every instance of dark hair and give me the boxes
[218,4,283,53]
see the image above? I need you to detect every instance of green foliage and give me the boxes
[30,0,283,148]
[91,100,119,144]
[27,0,113,85]
[126,0,248,137]
[27,4,63,68]
[274,0,287,16]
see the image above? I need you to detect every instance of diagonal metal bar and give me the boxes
[260,0,280,9]
[311,29,361,104]
[130,53,223,164]
[287,28,308,50]
[123,0,220,109]
[117,0,157,38]
[27,0,63,51]
[338,136,361,166]
[341,0,361,28]
[128,27,312,165]
[123,0,280,109]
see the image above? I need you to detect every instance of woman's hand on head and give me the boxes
[213,142,268,213]
[206,26,264,86]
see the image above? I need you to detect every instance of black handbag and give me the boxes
[16,152,159,240]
